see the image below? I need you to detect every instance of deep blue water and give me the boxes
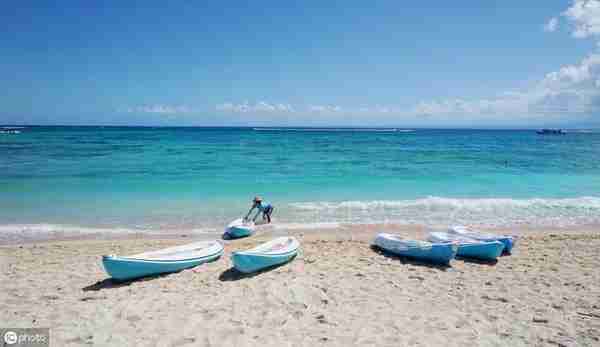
[1,126,600,236]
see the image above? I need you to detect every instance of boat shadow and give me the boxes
[221,233,251,241]
[218,262,291,282]
[370,245,452,270]
[83,273,173,291]
[455,256,498,266]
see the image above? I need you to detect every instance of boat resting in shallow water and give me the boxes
[373,233,458,265]
[428,231,504,261]
[224,218,256,239]
[449,226,516,254]
[232,236,299,273]
[102,240,223,281]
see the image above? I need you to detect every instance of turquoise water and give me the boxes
[2,126,600,238]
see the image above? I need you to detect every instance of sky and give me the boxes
[1,1,600,127]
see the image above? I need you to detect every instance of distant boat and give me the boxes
[536,128,565,135]
[372,233,458,265]
[102,240,223,281]
[231,236,300,273]
[0,127,22,134]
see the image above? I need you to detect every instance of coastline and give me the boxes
[2,226,599,346]
[2,221,600,246]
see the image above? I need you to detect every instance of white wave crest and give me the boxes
[288,196,600,227]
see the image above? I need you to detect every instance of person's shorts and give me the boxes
[264,206,274,214]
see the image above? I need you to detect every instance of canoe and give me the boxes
[449,226,516,254]
[372,233,458,265]
[232,236,299,273]
[428,231,504,261]
[224,218,255,239]
[102,240,223,281]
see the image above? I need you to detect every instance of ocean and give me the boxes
[2,126,600,240]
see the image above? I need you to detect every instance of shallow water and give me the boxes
[2,126,600,235]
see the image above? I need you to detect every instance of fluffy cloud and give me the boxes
[563,0,600,38]
[410,2,600,121]
[544,17,559,32]
[215,103,407,115]
[122,104,193,114]
[307,105,343,113]
[410,54,600,118]
[216,101,294,113]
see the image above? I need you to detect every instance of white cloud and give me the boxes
[563,0,600,38]
[307,105,343,113]
[409,53,600,119]
[544,17,559,32]
[122,104,193,114]
[407,3,600,121]
[216,101,294,113]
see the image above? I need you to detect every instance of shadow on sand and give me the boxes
[218,261,293,282]
[456,256,498,266]
[370,245,452,270]
[83,272,174,291]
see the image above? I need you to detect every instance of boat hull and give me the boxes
[102,247,223,281]
[449,226,516,254]
[428,232,504,260]
[373,233,458,265]
[224,219,255,239]
[225,226,254,238]
[454,241,503,260]
[232,237,299,273]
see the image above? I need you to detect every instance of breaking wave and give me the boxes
[288,196,600,228]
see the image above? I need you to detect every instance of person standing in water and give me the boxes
[244,196,274,223]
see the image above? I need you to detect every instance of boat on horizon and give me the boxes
[536,128,565,135]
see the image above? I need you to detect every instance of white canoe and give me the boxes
[102,240,223,281]
[449,226,516,254]
[224,218,256,239]
[232,236,300,273]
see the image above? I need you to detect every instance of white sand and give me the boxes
[1,226,600,346]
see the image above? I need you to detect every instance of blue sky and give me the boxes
[2,1,600,127]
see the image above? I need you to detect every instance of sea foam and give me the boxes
[288,196,600,228]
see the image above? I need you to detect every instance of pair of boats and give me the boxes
[102,236,300,281]
[373,226,516,264]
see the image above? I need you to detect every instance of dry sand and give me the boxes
[1,226,600,346]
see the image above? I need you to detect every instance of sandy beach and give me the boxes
[1,226,600,346]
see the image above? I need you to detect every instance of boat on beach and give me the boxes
[428,231,504,261]
[224,218,256,239]
[231,236,300,273]
[372,233,458,265]
[448,226,516,254]
[102,240,223,281]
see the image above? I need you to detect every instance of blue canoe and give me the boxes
[428,231,504,261]
[232,236,299,273]
[224,218,255,239]
[373,233,458,265]
[102,240,223,281]
[449,226,516,254]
